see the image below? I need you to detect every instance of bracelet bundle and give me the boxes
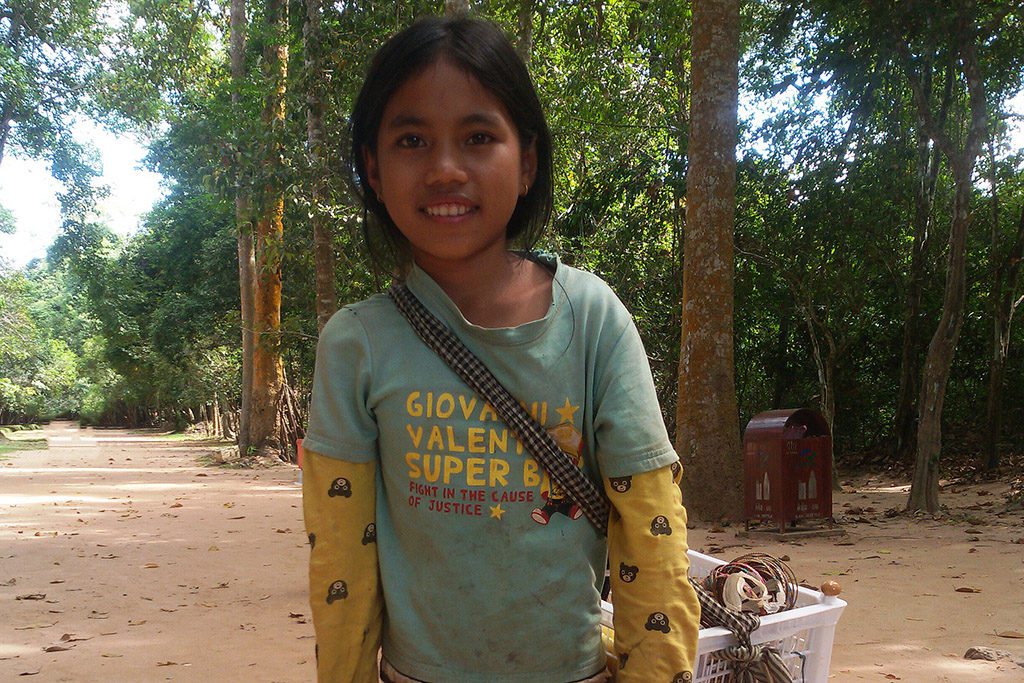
[701,552,798,619]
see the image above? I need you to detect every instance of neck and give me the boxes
[414,250,552,328]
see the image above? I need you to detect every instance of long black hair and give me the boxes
[350,16,553,272]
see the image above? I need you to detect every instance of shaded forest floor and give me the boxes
[2,421,1022,681]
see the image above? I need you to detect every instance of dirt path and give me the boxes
[2,421,1023,681]
[2,421,315,682]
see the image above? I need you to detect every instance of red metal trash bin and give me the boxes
[744,408,832,532]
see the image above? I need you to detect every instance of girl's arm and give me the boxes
[604,463,700,682]
[302,449,383,683]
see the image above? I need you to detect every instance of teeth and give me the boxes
[426,203,471,217]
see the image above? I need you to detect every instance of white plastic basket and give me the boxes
[601,549,846,683]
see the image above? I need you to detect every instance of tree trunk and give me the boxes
[248,0,289,458]
[304,0,337,334]
[444,0,470,17]
[676,0,743,523]
[907,17,988,513]
[894,66,949,466]
[231,0,255,453]
[516,0,534,63]
[985,207,1024,470]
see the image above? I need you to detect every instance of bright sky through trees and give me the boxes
[0,119,164,268]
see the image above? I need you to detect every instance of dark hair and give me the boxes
[350,16,553,272]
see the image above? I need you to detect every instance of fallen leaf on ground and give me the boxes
[289,612,304,619]
[223,502,235,508]
[228,515,245,520]
[156,661,179,666]
[49,580,64,584]
[42,645,71,652]
[101,653,122,658]
[143,563,159,569]
[169,503,183,508]
[128,620,146,626]
[59,634,91,642]
[996,630,1024,639]
[955,586,982,593]
[16,593,46,600]
[880,674,901,680]
[18,670,40,676]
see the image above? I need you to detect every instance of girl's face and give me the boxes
[364,59,537,273]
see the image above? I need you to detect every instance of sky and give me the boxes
[0,120,165,270]
[1,92,1023,272]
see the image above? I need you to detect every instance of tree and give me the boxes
[676,0,743,522]
[247,0,290,457]
[303,0,337,334]
[230,0,256,452]
[896,2,996,512]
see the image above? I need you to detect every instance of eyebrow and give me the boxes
[385,111,504,129]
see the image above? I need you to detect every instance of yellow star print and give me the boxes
[556,398,579,425]
[489,504,505,520]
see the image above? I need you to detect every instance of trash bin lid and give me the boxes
[744,408,830,440]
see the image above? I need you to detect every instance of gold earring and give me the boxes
[522,182,529,196]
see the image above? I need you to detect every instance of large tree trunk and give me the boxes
[304,0,336,334]
[230,0,256,453]
[894,65,950,466]
[676,0,743,523]
[907,22,987,512]
[248,0,288,457]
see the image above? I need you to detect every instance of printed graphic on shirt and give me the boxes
[402,391,585,524]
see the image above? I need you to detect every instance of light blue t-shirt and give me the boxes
[305,254,677,683]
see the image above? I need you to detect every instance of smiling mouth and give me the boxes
[424,203,474,217]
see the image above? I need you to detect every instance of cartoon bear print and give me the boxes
[361,522,376,545]
[609,476,632,493]
[650,515,672,536]
[619,562,639,583]
[671,672,693,683]
[326,580,348,604]
[644,611,671,633]
[308,532,316,549]
[328,477,352,498]
[670,460,682,480]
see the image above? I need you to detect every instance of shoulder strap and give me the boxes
[388,283,610,536]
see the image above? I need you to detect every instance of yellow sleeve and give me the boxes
[605,463,700,682]
[302,450,383,683]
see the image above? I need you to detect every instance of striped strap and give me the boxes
[388,283,610,536]
[691,579,793,682]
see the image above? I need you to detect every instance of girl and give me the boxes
[303,15,699,683]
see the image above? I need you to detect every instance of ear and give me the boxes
[520,139,538,195]
[363,146,382,198]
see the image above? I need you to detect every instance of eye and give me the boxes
[467,132,495,145]
[396,134,425,148]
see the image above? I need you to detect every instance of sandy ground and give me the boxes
[2,421,1022,682]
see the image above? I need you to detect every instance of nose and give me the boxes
[424,141,468,187]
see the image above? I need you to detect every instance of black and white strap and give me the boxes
[388,283,611,536]
[691,579,793,682]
